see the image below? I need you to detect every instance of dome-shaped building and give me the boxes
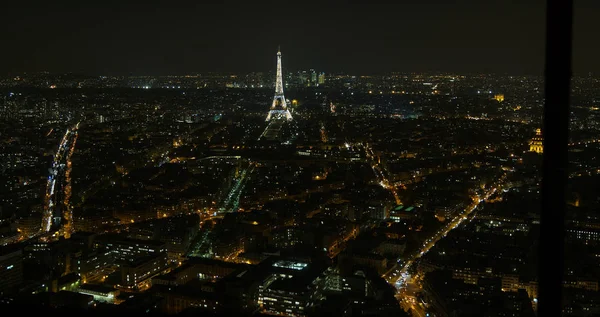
[529,128,543,154]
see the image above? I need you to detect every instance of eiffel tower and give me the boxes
[266,46,293,121]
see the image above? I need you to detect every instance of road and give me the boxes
[219,163,255,213]
[188,162,254,259]
[41,123,80,239]
[396,280,427,317]
[568,138,600,147]
[385,173,507,315]
[362,143,402,205]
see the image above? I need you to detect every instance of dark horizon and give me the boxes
[4,70,579,78]
[0,1,599,76]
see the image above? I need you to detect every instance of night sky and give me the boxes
[1,1,599,75]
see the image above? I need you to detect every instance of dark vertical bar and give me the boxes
[539,0,573,316]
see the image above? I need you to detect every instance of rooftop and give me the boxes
[95,233,166,247]
[77,283,117,294]
[272,260,308,271]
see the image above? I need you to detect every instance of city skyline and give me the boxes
[0,2,597,317]
[1,1,600,76]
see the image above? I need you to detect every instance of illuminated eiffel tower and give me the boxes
[266,47,292,121]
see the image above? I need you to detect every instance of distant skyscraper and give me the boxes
[318,72,325,85]
[299,71,308,86]
[310,69,317,85]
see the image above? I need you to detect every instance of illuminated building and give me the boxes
[260,278,311,316]
[423,270,536,317]
[156,282,220,314]
[0,246,23,294]
[389,205,416,222]
[72,250,115,281]
[494,94,505,102]
[318,268,372,297]
[566,228,600,245]
[563,280,599,292]
[318,72,325,85]
[152,263,200,286]
[120,253,169,288]
[76,284,121,304]
[94,234,167,262]
[529,128,543,154]
[50,272,81,292]
[258,259,326,317]
[269,226,302,249]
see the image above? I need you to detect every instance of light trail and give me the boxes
[219,164,254,213]
[189,229,213,258]
[568,138,600,147]
[41,123,80,237]
[363,143,402,205]
[386,174,508,316]
[388,183,501,282]
[62,128,78,239]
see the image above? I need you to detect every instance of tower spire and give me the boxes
[266,47,292,121]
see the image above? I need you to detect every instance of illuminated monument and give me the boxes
[529,128,543,154]
[266,47,292,122]
[260,47,296,142]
